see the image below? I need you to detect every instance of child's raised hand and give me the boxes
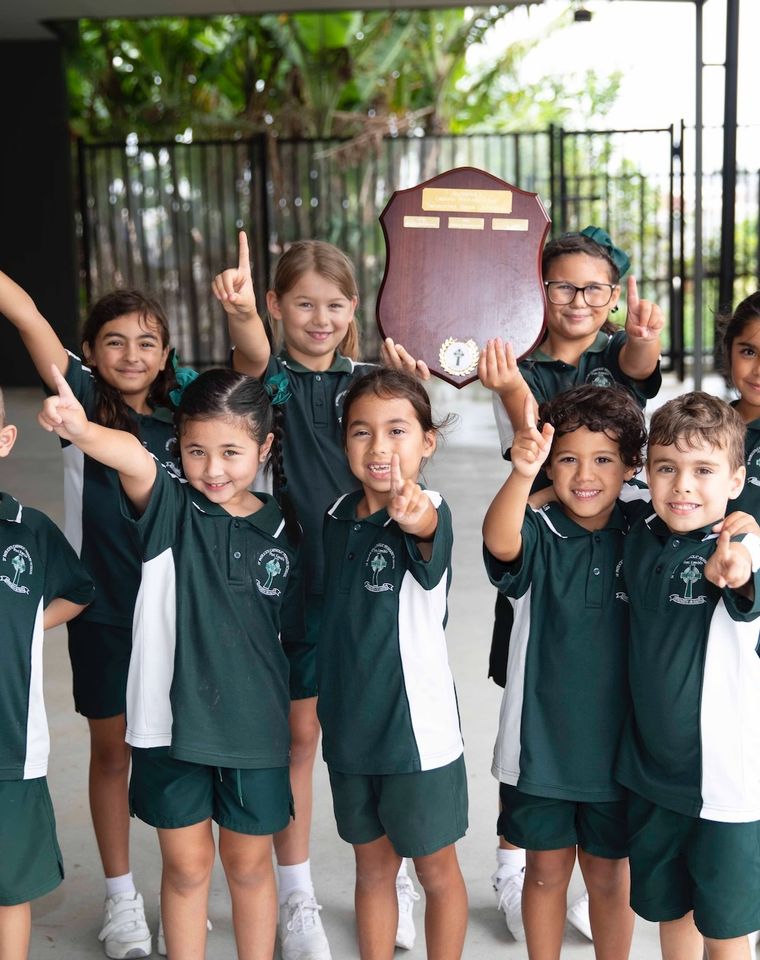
[388,453,433,534]
[713,512,760,540]
[477,338,523,394]
[38,364,89,441]
[705,525,753,590]
[624,276,664,344]
[212,231,258,319]
[381,338,431,381]
[510,393,554,479]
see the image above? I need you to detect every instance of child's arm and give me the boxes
[381,339,431,380]
[212,231,271,378]
[618,276,664,380]
[388,454,437,558]
[39,365,157,514]
[0,271,69,390]
[43,598,89,630]
[483,394,554,562]
[478,338,535,433]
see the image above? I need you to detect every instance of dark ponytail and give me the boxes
[265,404,301,544]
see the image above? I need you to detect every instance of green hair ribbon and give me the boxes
[264,371,292,406]
[168,352,199,407]
[580,226,631,279]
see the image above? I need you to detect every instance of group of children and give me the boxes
[1,220,760,960]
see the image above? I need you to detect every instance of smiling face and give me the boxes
[345,394,436,515]
[83,312,169,413]
[646,439,745,533]
[179,415,273,516]
[267,270,357,372]
[543,253,621,357]
[545,426,635,531]
[730,317,760,423]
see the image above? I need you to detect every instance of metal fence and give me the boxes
[76,126,760,372]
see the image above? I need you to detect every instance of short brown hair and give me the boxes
[648,392,745,471]
[271,240,360,360]
[538,384,647,470]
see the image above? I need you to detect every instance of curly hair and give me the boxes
[648,392,745,472]
[538,384,647,470]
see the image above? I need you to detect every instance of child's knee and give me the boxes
[220,847,272,889]
[163,844,215,891]
[579,852,629,897]
[525,849,575,890]
[414,847,462,895]
[90,737,131,776]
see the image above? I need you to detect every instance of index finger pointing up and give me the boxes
[238,231,250,273]
[51,363,75,401]
[523,392,536,431]
[627,275,640,312]
[390,452,404,498]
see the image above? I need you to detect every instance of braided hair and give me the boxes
[175,368,301,543]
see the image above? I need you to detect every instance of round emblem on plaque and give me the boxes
[439,337,479,377]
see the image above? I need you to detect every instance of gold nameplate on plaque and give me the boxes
[449,217,484,230]
[422,187,512,215]
[439,337,480,377]
[493,218,529,232]
[403,216,440,229]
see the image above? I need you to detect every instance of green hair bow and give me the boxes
[168,352,199,407]
[264,371,292,406]
[580,226,631,279]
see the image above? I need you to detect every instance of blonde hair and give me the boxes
[270,240,360,360]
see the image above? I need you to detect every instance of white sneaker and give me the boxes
[493,867,525,942]
[567,890,593,941]
[278,891,332,960]
[157,905,212,956]
[395,875,420,950]
[98,892,152,959]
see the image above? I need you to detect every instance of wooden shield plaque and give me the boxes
[376,167,550,388]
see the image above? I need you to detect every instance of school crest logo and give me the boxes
[1,544,32,595]
[669,555,707,605]
[614,559,629,603]
[364,543,396,593]
[586,367,615,388]
[746,445,760,487]
[255,548,290,597]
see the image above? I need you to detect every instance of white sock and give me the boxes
[496,847,526,874]
[105,872,137,898]
[277,860,314,905]
[396,858,409,880]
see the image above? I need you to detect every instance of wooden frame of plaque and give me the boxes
[376,166,551,388]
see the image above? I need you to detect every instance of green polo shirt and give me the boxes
[731,404,760,518]
[263,351,375,595]
[484,502,631,802]
[317,489,463,775]
[123,464,303,770]
[0,492,94,780]
[617,504,760,822]
[59,352,181,627]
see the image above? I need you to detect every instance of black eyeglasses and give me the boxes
[544,281,618,308]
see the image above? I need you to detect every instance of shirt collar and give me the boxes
[189,491,287,536]
[329,490,393,527]
[534,499,626,538]
[529,331,610,364]
[644,512,718,543]
[730,399,760,434]
[0,493,23,523]
[278,348,354,374]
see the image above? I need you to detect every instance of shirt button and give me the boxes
[233,551,242,559]
[234,521,240,528]
[594,535,601,543]
[655,565,663,573]
[593,567,600,576]
[316,375,322,381]
[354,524,361,531]
[672,540,679,547]
[348,552,355,560]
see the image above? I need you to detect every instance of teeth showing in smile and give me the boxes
[205,482,227,489]
[572,489,600,499]
[367,463,390,478]
[668,502,700,513]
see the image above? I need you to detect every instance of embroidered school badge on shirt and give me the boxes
[746,445,760,487]
[586,366,615,388]
[615,559,629,603]
[255,548,290,597]
[669,555,707,605]
[364,544,396,593]
[1,544,32,595]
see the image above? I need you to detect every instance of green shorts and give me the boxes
[499,783,628,859]
[283,594,321,700]
[628,793,760,939]
[328,754,468,858]
[129,747,293,836]
[67,618,131,719]
[0,778,63,906]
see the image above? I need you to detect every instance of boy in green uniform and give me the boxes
[483,384,648,959]
[618,392,760,960]
[0,387,94,959]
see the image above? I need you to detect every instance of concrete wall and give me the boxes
[0,40,79,385]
